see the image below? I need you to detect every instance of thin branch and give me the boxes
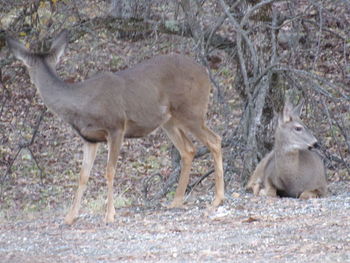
[187,169,214,194]
[321,98,350,174]
[204,13,227,54]
[2,109,46,181]
[219,0,259,81]
[303,19,347,41]
[275,67,350,101]
[311,4,323,69]
[240,0,279,26]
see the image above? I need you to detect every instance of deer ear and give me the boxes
[292,99,304,118]
[282,100,293,123]
[50,29,69,63]
[6,35,33,67]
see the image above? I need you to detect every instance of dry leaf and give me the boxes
[242,216,259,223]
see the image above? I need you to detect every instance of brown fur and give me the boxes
[246,101,327,199]
[7,30,224,224]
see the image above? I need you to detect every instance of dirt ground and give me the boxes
[0,180,349,263]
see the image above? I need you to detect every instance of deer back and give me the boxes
[7,31,211,143]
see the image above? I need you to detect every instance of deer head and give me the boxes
[276,100,318,152]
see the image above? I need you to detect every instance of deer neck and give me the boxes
[30,60,73,114]
[273,137,300,168]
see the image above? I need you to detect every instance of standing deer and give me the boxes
[246,100,327,199]
[7,30,224,224]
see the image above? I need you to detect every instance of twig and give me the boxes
[187,169,214,194]
[2,109,46,182]
[142,173,164,202]
[275,67,350,101]
[219,0,258,86]
[321,98,350,173]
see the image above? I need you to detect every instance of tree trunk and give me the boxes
[109,0,151,20]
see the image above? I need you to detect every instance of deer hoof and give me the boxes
[211,197,224,207]
[104,208,116,223]
[168,198,184,208]
[64,214,77,225]
[104,214,115,224]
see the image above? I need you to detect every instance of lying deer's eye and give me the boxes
[295,126,303,131]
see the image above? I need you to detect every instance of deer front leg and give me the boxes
[104,129,124,223]
[299,190,319,200]
[65,142,99,225]
[252,180,263,196]
[259,178,277,197]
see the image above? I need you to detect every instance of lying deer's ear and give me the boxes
[6,35,33,67]
[292,99,304,118]
[282,101,293,123]
[50,29,69,63]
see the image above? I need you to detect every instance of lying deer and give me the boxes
[246,100,327,199]
[7,30,224,224]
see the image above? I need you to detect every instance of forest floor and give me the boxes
[1,6,349,261]
[1,180,349,263]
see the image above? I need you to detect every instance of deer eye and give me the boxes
[295,126,303,132]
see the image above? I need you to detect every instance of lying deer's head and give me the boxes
[276,100,318,152]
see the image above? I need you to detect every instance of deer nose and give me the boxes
[308,142,319,150]
[313,142,319,148]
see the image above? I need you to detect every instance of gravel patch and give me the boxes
[0,181,349,262]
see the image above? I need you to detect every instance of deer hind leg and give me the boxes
[188,123,224,207]
[162,120,196,207]
[65,142,99,225]
[104,129,124,223]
